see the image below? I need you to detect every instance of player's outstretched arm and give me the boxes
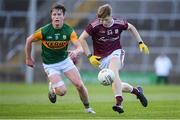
[127,23,149,54]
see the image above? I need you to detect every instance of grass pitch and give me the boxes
[0,83,180,119]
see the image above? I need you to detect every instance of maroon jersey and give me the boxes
[85,18,128,58]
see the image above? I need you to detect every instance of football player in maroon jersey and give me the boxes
[79,4,149,113]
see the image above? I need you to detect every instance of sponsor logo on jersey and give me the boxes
[99,36,119,42]
[43,41,68,49]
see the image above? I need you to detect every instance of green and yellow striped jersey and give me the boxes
[33,23,78,64]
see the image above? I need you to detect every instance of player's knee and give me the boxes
[55,87,67,96]
[58,90,66,96]
[122,82,132,92]
[52,81,67,96]
[122,86,130,92]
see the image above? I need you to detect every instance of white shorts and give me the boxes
[99,49,125,70]
[43,57,75,77]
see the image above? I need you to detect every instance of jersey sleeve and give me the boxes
[85,24,93,36]
[120,19,128,30]
[70,30,78,44]
[33,29,43,41]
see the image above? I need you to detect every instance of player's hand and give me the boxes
[68,50,78,60]
[88,54,101,67]
[26,58,35,68]
[139,42,149,54]
[68,50,79,64]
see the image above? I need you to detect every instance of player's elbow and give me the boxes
[26,34,34,44]
[79,31,89,42]
[78,36,84,43]
[127,23,136,31]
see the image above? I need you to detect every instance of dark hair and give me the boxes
[51,3,66,15]
[97,4,112,18]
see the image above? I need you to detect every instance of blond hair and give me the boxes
[97,4,112,18]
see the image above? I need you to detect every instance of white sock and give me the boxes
[49,82,54,92]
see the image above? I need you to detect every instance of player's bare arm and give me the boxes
[25,34,37,68]
[79,31,91,56]
[79,31,101,67]
[127,23,143,43]
[127,23,149,54]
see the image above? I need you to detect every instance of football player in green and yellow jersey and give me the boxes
[25,3,95,114]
